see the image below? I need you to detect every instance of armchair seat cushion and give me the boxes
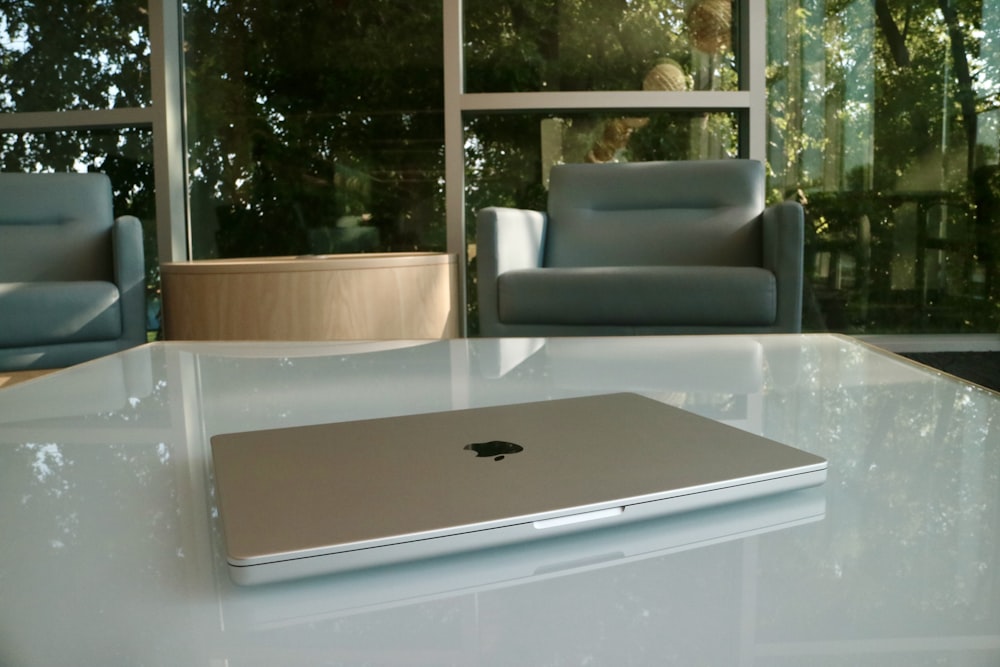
[498,266,777,327]
[0,281,123,347]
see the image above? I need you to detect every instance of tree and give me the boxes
[184,0,446,258]
[769,0,1000,333]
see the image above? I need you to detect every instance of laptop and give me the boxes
[224,486,826,627]
[210,392,827,585]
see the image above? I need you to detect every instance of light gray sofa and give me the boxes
[476,160,804,336]
[0,173,146,371]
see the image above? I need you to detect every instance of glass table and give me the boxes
[1,334,997,665]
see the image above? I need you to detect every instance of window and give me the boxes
[183,2,446,259]
[459,0,751,332]
[0,2,152,112]
[769,0,1000,334]
[464,110,740,213]
[463,0,740,93]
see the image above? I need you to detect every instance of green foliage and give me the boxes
[0,0,150,112]
[770,0,1000,333]
[184,0,740,259]
[184,0,446,258]
[464,0,697,93]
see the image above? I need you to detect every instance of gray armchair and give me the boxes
[476,160,804,336]
[0,173,146,371]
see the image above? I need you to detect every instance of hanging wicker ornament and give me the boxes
[642,59,686,92]
[687,0,732,54]
[586,118,634,163]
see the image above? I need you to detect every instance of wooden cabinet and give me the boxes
[161,253,460,340]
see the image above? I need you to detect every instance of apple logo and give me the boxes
[464,440,524,461]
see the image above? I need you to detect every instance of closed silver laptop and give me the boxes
[210,392,827,585]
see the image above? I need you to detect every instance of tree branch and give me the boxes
[874,0,910,68]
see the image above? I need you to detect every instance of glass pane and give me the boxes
[0,1,152,112]
[0,128,161,335]
[769,1,1000,334]
[464,0,739,93]
[464,109,739,333]
[465,110,739,211]
[184,1,445,259]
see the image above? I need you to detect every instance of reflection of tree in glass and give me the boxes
[184,1,448,258]
[758,339,1000,636]
[769,0,1000,333]
[0,1,150,113]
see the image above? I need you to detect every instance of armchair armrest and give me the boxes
[112,215,147,346]
[762,201,805,333]
[476,207,548,336]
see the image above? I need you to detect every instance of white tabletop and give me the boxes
[1,334,998,665]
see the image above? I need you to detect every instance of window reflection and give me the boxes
[0,2,151,113]
[183,1,446,259]
[463,0,738,93]
[769,1,1000,333]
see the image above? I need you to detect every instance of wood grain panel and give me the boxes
[161,253,460,340]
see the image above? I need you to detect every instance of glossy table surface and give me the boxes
[1,334,998,665]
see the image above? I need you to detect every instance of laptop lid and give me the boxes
[210,392,827,585]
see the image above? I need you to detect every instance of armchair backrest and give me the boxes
[0,173,116,282]
[544,160,766,268]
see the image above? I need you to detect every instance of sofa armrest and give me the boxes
[762,201,805,332]
[112,215,147,346]
[476,207,548,336]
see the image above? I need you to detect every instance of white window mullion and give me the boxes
[444,0,465,260]
[443,0,467,334]
[747,0,766,162]
[0,108,154,132]
[460,90,752,113]
[148,0,189,264]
